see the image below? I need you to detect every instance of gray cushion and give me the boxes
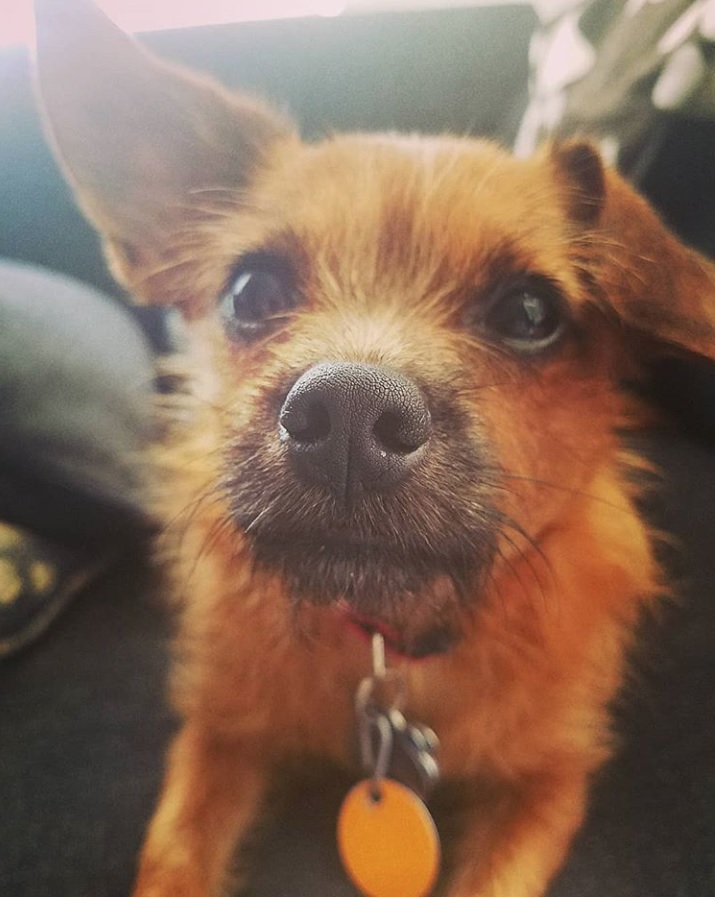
[0,260,154,542]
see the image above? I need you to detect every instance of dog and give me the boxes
[33,1,715,895]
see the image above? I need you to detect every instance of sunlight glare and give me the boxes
[0,0,348,49]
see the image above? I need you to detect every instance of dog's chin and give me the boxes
[248,533,479,659]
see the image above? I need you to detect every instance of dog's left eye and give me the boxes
[220,267,295,339]
[483,286,567,352]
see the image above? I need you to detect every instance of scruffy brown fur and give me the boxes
[34,1,715,895]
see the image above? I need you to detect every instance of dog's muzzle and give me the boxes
[228,357,497,636]
[279,361,432,505]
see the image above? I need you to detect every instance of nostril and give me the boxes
[372,408,431,455]
[281,400,331,445]
[373,411,413,454]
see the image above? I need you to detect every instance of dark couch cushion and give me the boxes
[0,260,154,544]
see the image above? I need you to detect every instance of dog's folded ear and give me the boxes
[551,140,715,362]
[33,0,296,295]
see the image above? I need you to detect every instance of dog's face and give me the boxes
[35,0,715,657]
[197,136,624,656]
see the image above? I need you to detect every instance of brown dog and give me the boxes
[34,1,715,895]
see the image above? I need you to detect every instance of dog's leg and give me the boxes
[448,768,589,897]
[132,723,267,897]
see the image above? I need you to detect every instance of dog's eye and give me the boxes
[220,267,295,339]
[483,286,566,352]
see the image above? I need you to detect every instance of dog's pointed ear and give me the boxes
[551,140,715,361]
[33,0,295,291]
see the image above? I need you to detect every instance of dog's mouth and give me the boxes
[231,455,498,659]
[250,524,479,594]
[246,527,477,659]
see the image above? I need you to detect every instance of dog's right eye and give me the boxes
[220,267,295,340]
[480,279,568,354]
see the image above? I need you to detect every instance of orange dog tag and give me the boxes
[337,778,441,897]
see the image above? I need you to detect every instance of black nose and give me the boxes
[279,362,431,501]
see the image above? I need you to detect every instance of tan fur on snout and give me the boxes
[33,1,715,895]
